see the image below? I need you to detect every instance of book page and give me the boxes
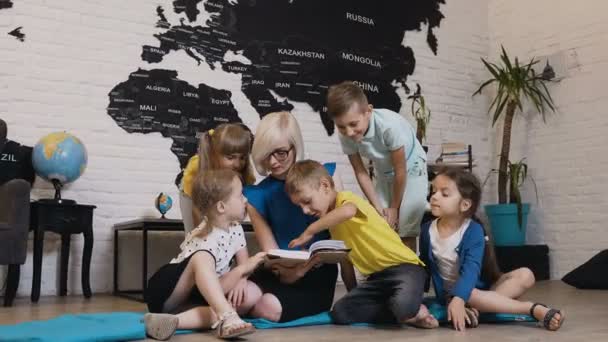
[267,249,310,260]
[309,240,349,254]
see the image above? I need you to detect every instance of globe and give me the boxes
[32,132,87,202]
[155,193,173,218]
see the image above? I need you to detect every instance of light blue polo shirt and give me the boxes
[339,108,426,177]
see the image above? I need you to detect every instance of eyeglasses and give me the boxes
[267,146,293,162]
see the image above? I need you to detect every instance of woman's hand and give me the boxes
[227,278,248,308]
[382,207,399,230]
[447,296,468,331]
[272,255,322,284]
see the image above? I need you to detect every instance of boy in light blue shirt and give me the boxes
[327,81,428,250]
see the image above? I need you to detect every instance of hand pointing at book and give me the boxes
[289,231,314,249]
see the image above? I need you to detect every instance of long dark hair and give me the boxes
[436,168,503,285]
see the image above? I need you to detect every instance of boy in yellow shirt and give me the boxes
[286,160,438,328]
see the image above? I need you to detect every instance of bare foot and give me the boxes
[404,304,439,329]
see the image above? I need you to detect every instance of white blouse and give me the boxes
[430,218,470,291]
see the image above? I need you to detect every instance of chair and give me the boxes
[0,179,30,306]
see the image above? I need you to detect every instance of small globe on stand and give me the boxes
[32,132,88,204]
[155,193,173,219]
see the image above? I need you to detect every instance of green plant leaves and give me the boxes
[473,45,555,211]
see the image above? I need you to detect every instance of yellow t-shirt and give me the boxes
[181,155,199,197]
[330,191,424,276]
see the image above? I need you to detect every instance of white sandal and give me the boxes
[211,311,256,339]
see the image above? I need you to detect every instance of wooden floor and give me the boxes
[2,281,607,341]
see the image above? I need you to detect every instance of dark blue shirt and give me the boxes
[244,163,336,249]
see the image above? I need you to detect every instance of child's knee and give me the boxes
[467,288,482,306]
[329,307,349,325]
[392,297,421,321]
[252,293,282,322]
[516,267,535,288]
[330,299,359,325]
[329,299,349,324]
[239,281,263,308]
[247,281,263,300]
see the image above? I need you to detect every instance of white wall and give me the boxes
[0,0,492,296]
[488,0,608,278]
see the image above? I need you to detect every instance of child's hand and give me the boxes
[251,251,267,265]
[447,296,468,331]
[382,207,399,229]
[227,278,248,308]
[241,252,266,276]
[288,232,313,249]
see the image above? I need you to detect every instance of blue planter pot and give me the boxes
[484,203,530,246]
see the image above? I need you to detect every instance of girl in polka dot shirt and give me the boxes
[144,169,272,340]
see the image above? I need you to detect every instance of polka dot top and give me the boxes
[170,223,247,276]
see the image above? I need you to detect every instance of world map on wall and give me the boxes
[1,0,24,42]
[106,0,445,185]
[0,0,13,11]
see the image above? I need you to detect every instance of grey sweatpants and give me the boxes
[331,263,427,324]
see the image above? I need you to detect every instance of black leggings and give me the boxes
[249,264,338,322]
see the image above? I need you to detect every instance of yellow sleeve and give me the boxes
[181,155,199,197]
[336,192,369,223]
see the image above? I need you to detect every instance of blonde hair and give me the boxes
[285,159,334,195]
[327,81,369,119]
[251,112,304,176]
[189,169,239,239]
[198,123,256,185]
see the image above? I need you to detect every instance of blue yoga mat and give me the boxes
[0,311,333,341]
[0,305,535,341]
[424,298,536,324]
[0,312,148,342]
[0,312,199,342]
[245,311,333,329]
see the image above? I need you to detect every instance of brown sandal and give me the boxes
[212,311,256,339]
[465,307,479,328]
[530,303,565,331]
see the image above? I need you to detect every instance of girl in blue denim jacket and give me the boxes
[420,168,564,331]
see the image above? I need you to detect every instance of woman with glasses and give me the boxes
[243,111,342,322]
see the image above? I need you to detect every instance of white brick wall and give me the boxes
[0,0,494,297]
[488,0,608,278]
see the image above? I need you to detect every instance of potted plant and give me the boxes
[482,158,539,245]
[474,46,555,246]
[408,83,431,148]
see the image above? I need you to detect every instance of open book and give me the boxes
[265,240,350,267]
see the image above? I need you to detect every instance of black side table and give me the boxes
[113,218,185,302]
[113,219,255,302]
[30,200,96,302]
